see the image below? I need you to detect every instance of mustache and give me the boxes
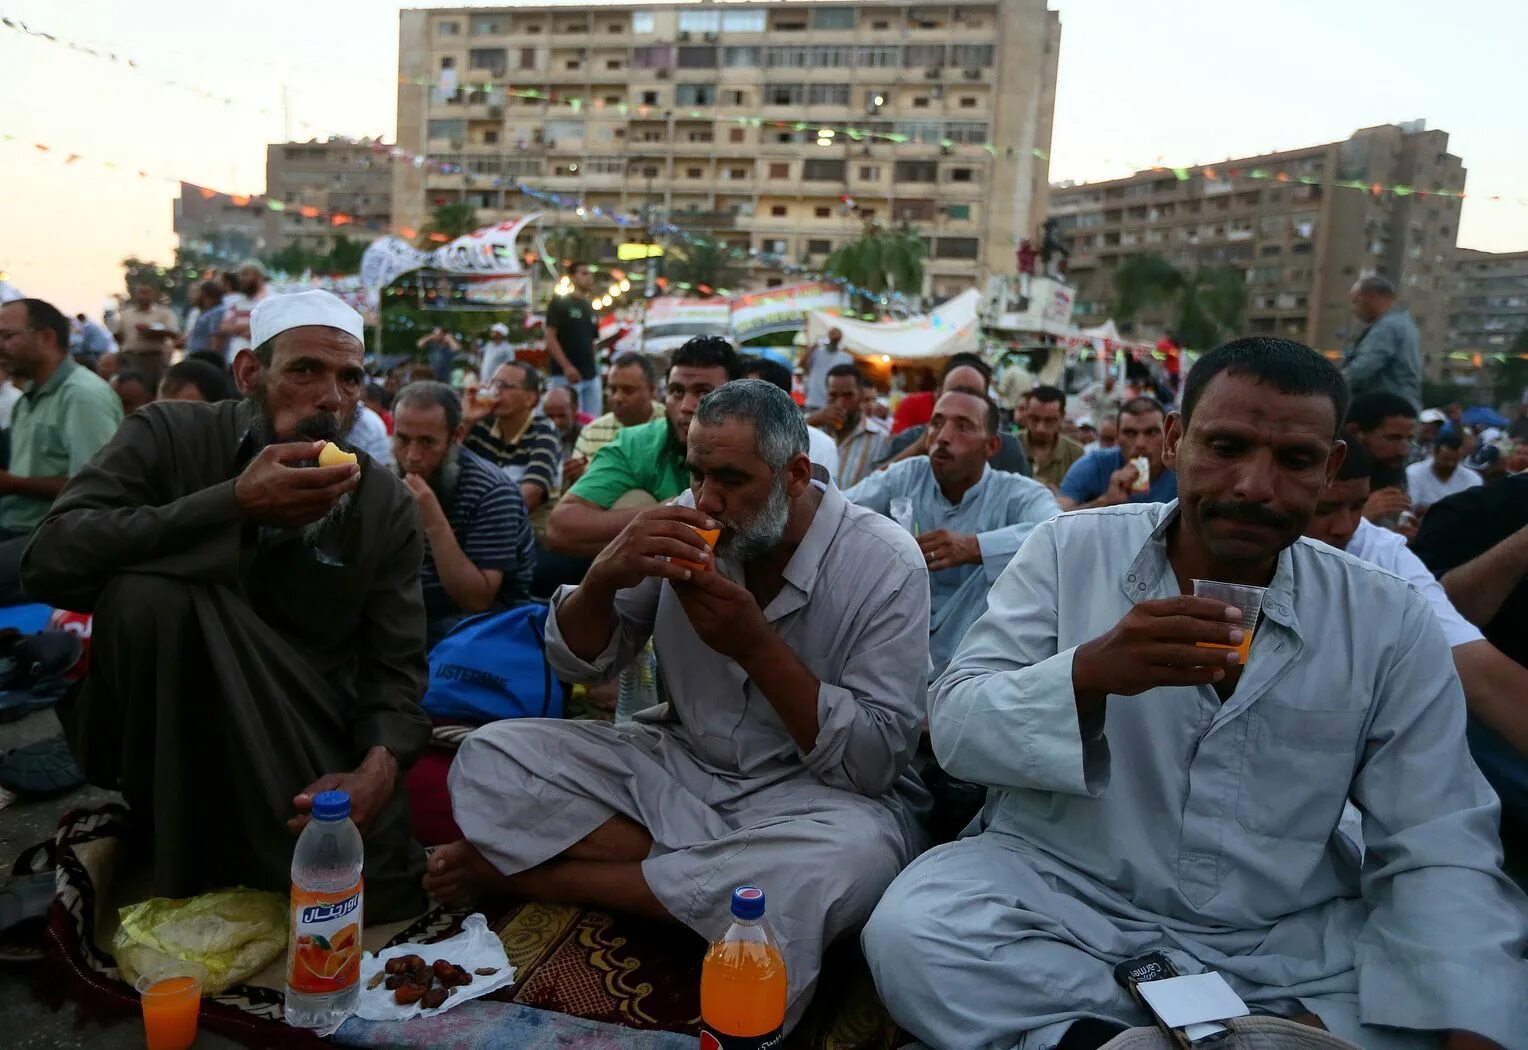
[292,412,344,442]
[1200,500,1296,531]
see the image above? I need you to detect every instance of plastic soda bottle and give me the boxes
[284,790,364,1030]
[699,886,788,1049]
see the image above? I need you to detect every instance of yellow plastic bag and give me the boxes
[113,889,288,995]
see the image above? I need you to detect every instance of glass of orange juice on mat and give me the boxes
[1191,579,1266,665]
[137,967,205,1050]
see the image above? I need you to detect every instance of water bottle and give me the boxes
[284,790,364,1030]
[700,886,788,1049]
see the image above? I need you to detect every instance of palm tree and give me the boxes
[543,225,596,269]
[1112,254,1245,350]
[825,223,925,305]
[664,238,743,295]
[420,202,478,245]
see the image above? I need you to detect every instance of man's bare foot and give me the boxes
[422,839,512,907]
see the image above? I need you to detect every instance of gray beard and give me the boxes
[718,474,791,563]
[245,394,359,558]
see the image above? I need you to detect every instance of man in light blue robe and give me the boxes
[845,389,1060,684]
[864,339,1528,1050]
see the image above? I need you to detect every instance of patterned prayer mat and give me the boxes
[23,804,901,1050]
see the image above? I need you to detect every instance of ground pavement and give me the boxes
[0,707,242,1049]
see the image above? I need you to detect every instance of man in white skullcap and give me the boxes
[22,289,432,920]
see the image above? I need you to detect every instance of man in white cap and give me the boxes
[1415,407,1447,463]
[22,289,432,920]
[479,322,515,383]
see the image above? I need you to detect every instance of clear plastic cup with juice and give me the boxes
[137,970,204,1050]
[1191,579,1265,665]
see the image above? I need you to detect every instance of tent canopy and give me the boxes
[804,289,980,363]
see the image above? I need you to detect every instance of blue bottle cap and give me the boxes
[311,790,351,822]
[731,885,765,921]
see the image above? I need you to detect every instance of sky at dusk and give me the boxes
[2,0,1524,315]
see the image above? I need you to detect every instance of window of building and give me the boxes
[948,167,974,182]
[565,59,581,70]
[945,204,971,220]
[483,130,499,144]
[606,22,624,34]
[770,205,788,217]
[904,44,946,67]
[632,45,671,69]
[950,44,994,67]
[1259,244,1282,257]
[803,158,845,180]
[723,46,759,67]
[677,46,717,68]
[606,58,622,69]
[857,45,901,68]
[894,160,938,182]
[427,120,466,141]
[544,120,583,142]
[959,96,978,109]
[894,199,936,222]
[471,18,503,35]
[811,45,855,67]
[913,97,930,109]
[604,94,622,105]
[872,19,891,29]
[936,237,979,259]
[769,162,789,178]
[686,167,703,179]
[727,166,749,180]
[806,84,850,106]
[814,206,832,218]
[469,48,507,75]
[722,89,746,106]
[807,238,833,254]
[765,46,811,68]
[518,48,536,69]
[678,10,721,32]
[631,11,655,33]
[641,90,660,105]
[765,84,805,106]
[729,127,745,143]
[858,165,880,180]
[722,10,766,31]
[675,83,716,106]
[945,122,988,145]
[811,8,856,29]
[437,20,460,36]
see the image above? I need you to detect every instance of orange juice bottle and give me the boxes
[700,886,788,1049]
[285,790,364,1030]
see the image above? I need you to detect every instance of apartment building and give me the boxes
[265,138,395,254]
[1049,123,1466,378]
[1448,249,1528,365]
[173,181,274,262]
[394,1,1060,300]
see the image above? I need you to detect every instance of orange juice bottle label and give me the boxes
[699,1027,785,1050]
[286,881,363,995]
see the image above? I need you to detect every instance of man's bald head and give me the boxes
[942,364,988,396]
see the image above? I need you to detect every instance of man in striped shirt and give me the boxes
[394,381,535,647]
[463,361,562,513]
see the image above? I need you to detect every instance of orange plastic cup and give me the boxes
[674,525,720,572]
[1191,579,1264,666]
[137,973,203,1050]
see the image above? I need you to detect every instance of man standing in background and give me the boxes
[182,281,228,361]
[799,326,853,413]
[114,284,179,387]
[544,262,602,416]
[219,262,271,363]
[1343,275,1422,411]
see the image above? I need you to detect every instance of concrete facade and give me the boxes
[394,1,1059,299]
[1049,123,1466,379]
[264,138,395,254]
[1448,248,1528,363]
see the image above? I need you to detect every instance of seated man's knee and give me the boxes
[97,572,197,621]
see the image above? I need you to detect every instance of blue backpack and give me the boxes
[423,604,562,724]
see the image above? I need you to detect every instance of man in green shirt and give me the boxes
[0,298,122,604]
[547,336,738,558]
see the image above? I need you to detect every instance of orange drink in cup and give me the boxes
[675,525,721,572]
[138,972,203,1050]
[1191,579,1265,665]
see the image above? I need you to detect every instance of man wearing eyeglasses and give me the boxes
[463,362,562,513]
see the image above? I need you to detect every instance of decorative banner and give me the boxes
[730,282,846,343]
[429,214,539,275]
[360,237,431,293]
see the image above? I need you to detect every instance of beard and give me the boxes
[717,473,791,563]
[246,386,359,548]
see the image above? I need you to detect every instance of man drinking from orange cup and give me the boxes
[865,337,1527,1049]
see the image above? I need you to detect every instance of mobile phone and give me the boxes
[1113,954,1230,1046]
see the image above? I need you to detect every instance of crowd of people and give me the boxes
[0,263,1525,1049]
